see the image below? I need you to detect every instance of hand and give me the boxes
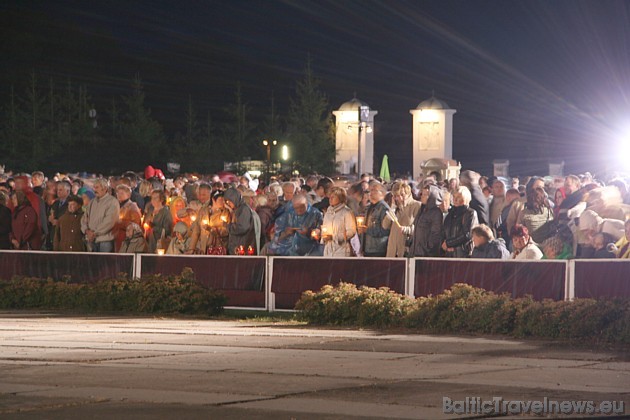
[11,239,19,249]
[86,229,96,242]
[357,225,367,234]
[441,241,448,252]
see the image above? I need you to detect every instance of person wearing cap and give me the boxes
[53,195,86,252]
[78,186,95,210]
[510,224,542,260]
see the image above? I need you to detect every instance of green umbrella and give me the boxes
[379,154,391,182]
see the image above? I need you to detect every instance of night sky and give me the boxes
[3,0,630,176]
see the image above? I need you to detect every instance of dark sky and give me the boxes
[2,0,630,176]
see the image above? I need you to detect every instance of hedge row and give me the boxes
[295,283,630,343]
[0,268,226,315]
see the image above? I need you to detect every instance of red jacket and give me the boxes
[10,204,42,250]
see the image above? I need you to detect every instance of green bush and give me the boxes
[295,282,414,328]
[0,268,226,316]
[295,282,630,343]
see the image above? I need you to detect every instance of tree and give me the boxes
[120,74,165,168]
[285,58,335,174]
[218,83,256,165]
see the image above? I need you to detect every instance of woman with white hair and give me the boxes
[441,186,478,258]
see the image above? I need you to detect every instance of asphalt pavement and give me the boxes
[0,312,628,419]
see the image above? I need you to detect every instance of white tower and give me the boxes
[409,95,456,181]
[333,97,378,175]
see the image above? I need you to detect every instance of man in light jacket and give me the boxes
[81,178,120,252]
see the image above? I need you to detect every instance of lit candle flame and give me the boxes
[143,222,150,230]
[202,218,209,226]
[220,214,228,223]
[190,215,197,222]
[156,248,165,255]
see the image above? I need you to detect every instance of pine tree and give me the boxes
[286,58,335,174]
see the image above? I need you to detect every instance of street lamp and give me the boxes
[357,105,370,176]
[262,139,277,184]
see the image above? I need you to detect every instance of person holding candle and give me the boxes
[224,187,257,255]
[186,183,212,254]
[113,184,142,252]
[319,187,356,257]
[264,194,322,256]
[144,189,173,253]
[205,190,230,254]
[383,181,421,258]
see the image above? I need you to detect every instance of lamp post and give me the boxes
[357,105,370,177]
[262,139,277,184]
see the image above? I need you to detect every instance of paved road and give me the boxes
[0,312,628,419]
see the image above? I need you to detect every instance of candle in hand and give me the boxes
[157,248,165,255]
[190,215,197,222]
[220,214,228,223]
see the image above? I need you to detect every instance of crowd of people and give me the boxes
[0,165,629,261]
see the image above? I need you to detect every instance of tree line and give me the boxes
[0,60,336,176]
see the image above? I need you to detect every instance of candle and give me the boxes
[190,215,197,222]
[322,227,328,235]
[202,218,209,226]
[143,222,150,231]
[246,245,255,255]
[236,245,245,256]
[156,248,165,255]
[311,230,318,239]
[356,216,365,228]
[220,214,228,223]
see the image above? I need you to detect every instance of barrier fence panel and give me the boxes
[139,255,266,308]
[270,257,407,310]
[0,250,135,283]
[414,258,566,301]
[573,259,630,299]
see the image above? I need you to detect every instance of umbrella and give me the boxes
[379,154,391,182]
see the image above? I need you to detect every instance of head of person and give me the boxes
[211,190,225,209]
[511,224,531,251]
[554,187,566,207]
[282,182,298,202]
[31,171,45,187]
[173,221,188,241]
[197,183,212,205]
[348,183,364,202]
[13,175,31,192]
[505,188,520,205]
[564,175,581,195]
[315,177,333,199]
[92,178,110,199]
[452,186,471,208]
[67,195,82,214]
[56,180,71,200]
[459,170,480,188]
[11,190,29,208]
[224,188,241,210]
[542,236,564,259]
[391,181,411,206]
[625,219,630,242]
[150,189,167,209]
[526,187,548,212]
[492,179,506,198]
[292,194,309,216]
[126,222,142,239]
[440,190,451,213]
[115,184,132,203]
[368,182,386,205]
[448,178,459,192]
[328,186,347,208]
[471,224,494,248]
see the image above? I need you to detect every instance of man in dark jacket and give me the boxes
[360,182,390,257]
[224,188,256,255]
[410,184,444,257]
[460,170,489,226]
